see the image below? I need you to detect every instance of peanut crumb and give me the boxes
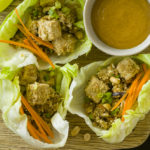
[71,126,81,136]
[84,133,91,141]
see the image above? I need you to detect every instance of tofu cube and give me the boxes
[117,58,140,82]
[85,76,109,103]
[38,18,62,41]
[19,65,37,85]
[52,34,77,55]
[26,82,50,105]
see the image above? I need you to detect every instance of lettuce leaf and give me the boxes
[0,56,78,148]
[0,0,13,12]
[0,0,38,40]
[0,0,92,64]
[58,63,78,119]
[0,67,20,80]
[68,55,150,143]
[0,43,40,70]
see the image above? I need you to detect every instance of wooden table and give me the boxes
[0,0,150,149]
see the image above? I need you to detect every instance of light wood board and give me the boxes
[0,0,150,149]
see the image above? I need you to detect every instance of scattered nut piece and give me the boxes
[84,133,91,141]
[71,126,81,137]
[103,103,111,111]
[110,76,120,84]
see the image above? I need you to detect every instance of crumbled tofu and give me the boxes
[38,17,62,41]
[112,83,128,93]
[84,133,91,142]
[110,76,120,85]
[97,64,118,82]
[117,58,140,82]
[103,103,111,111]
[85,76,109,103]
[29,21,38,35]
[93,104,109,119]
[19,65,37,85]
[58,10,76,29]
[26,82,51,106]
[52,34,77,56]
[71,126,81,137]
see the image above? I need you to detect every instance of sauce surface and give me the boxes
[92,0,150,49]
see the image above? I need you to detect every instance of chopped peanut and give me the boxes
[71,126,81,137]
[84,133,91,141]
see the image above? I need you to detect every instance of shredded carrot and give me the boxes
[137,69,150,94]
[20,106,52,143]
[23,39,32,47]
[20,106,24,114]
[121,96,131,121]
[27,121,41,140]
[111,92,128,111]
[121,73,142,121]
[121,70,150,121]
[37,116,54,138]
[111,73,142,111]
[20,106,41,141]
[17,24,55,69]
[21,96,54,139]
[27,117,52,144]
[15,8,53,49]
[0,40,41,56]
[33,126,53,144]
[142,64,147,73]
[21,97,48,137]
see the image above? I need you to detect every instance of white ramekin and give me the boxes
[84,0,150,56]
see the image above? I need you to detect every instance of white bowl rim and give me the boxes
[84,0,150,56]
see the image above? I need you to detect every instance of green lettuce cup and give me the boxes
[67,54,150,143]
[0,0,13,12]
[0,0,92,64]
[0,47,78,148]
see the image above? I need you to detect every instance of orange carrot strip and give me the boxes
[121,73,142,121]
[15,9,53,49]
[126,76,142,110]
[20,106,52,143]
[121,96,130,121]
[129,69,150,108]
[20,106,24,114]
[20,106,42,141]
[27,121,41,140]
[21,97,47,136]
[37,116,54,138]
[111,73,141,111]
[137,70,150,94]
[142,64,147,73]
[111,91,128,111]
[23,39,32,47]
[33,125,53,144]
[0,40,41,57]
[21,96,54,138]
[27,118,52,143]
[17,25,55,69]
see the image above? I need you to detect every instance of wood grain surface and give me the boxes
[0,1,150,150]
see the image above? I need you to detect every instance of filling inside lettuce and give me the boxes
[0,61,78,146]
[84,58,145,130]
[19,64,63,125]
[0,0,92,64]
[12,0,85,57]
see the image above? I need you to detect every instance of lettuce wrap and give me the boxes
[0,0,92,64]
[67,54,150,143]
[0,46,78,148]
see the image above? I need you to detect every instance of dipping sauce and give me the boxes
[92,0,150,49]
